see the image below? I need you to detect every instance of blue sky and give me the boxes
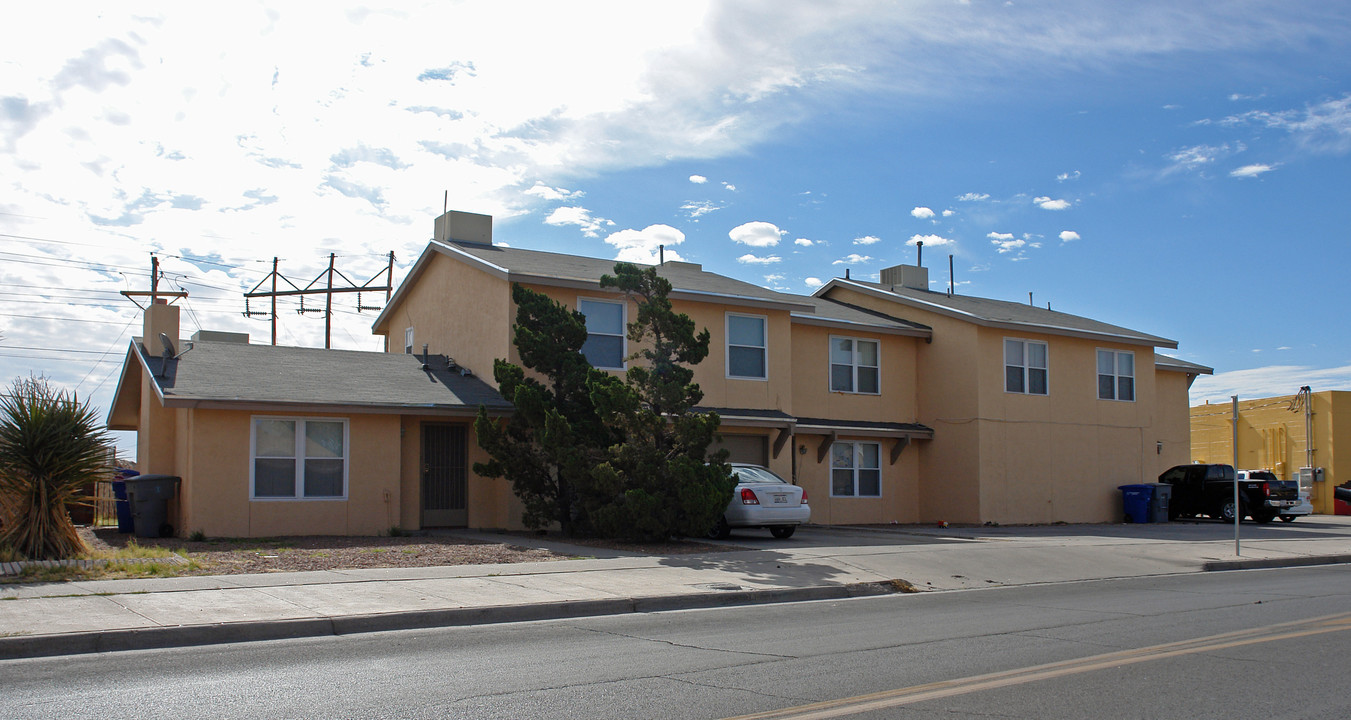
[2,1,1350,459]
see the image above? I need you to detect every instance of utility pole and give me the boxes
[120,253,187,309]
[243,252,395,347]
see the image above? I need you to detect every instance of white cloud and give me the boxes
[1190,364,1351,405]
[763,273,784,282]
[689,174,708,184]
[544,206,613,237]
[989,233,1025,253]
[524,182,582,201]
[1230,163,1276,178]
[957,192,990,202]
[729,221,785,247]
[1164,142,1242,174]
[1056,170,1080,182]
[723,182,737,191]
[804,277,824,289]
[832,253,873,265]
[737,253,782,264]
[794,237,815,246]
[942,209,955,217]
[911,206,934,219]
[1033,196,1071,210]
[681,200,723,218]
[1221,94,1351,155]
[1059,230,1081,241]
[853,235,882,245]
[603,224,686,264]
[908,233,954,247]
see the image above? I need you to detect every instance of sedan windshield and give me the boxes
[732,466,788,484]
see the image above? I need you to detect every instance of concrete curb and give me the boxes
[0,580,898,660]
[1203,554,1351,572]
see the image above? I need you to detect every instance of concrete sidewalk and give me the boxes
[4,518,1351,660]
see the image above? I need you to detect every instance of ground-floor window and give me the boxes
[251,417,348,499]
[831,441,881,497]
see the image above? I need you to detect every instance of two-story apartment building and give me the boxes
[109,210,1208,536]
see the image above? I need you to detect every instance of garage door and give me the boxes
[716,434,768,466]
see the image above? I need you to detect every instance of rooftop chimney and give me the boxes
[144,300,180,350]
[434,210,493,245]
[880,264,929,291]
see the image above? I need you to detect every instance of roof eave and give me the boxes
[790,313,932,338]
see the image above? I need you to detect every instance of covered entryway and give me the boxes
[421,423,468,527]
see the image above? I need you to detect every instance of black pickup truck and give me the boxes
[1158,464,1300,523]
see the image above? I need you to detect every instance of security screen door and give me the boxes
[421,424,468,527]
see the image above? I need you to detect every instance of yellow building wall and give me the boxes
[1191,391,1349,514]
[791,432,922,525]
[788,323,920,423]
[1153,367,1196,476]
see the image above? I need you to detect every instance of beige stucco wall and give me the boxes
[1153,366,1196,476]
[791,432,922,525]
[171,409,404,537]
[788,323,920,423]
[375,251,514,383]
[818,284,1174,524]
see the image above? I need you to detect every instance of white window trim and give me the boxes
[577,296,627,370]
[250,416,350,501]
[404,327,414,354]
[829,335,881,395]
[830,441,883,498]
[726,312,769,381]
[1097,348,1136,402]
[1004,337,1049,396]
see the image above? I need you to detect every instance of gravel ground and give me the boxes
[81,527,725,576]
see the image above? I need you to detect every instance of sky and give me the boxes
[2,1,1350,460]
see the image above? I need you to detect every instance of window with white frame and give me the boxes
[727,313,767,379]
[830,336,879,394]
[1097,349,1135,401]
[578,297,625,369]
[831,442,881,497]
[404,327,414,354]
[251,418,348,499]
[1004,338,1048,395]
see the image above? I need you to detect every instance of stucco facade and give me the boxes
[110,211,1206,536]
[1191,390,1349,514]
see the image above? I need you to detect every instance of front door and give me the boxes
[421,424,468,527]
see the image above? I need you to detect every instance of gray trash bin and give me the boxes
[122,474,180,538]
[1148,483,1172,523]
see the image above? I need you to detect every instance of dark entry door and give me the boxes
[422,424,467,527]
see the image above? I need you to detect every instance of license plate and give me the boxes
[773,494,787,504]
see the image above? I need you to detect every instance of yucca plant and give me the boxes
[0,377,112,560]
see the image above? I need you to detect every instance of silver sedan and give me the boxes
[708,463,810,539]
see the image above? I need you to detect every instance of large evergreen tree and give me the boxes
[585,263,734,540]
[473,283,613,534]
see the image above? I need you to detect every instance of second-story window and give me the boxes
[1005,338,1048,395]
[404,327,414,354]
[830,337,879,394]
[1097,349,1135,401]
[578,298,625,369]
[727,313,767,380]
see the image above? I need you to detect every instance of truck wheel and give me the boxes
[1253,510,1276,524]
[1280,515,1296,523]
[1219,500,1239,523]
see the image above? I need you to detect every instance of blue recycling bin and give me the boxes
[1119,484,1154,524]
[111,479,135,533]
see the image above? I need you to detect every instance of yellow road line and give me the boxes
[724,612,1351,720]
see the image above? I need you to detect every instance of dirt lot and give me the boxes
[81,527,725,576]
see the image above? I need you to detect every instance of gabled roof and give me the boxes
[1155,354,1214,375]
[109,337,509,426]
[792,297,932,338]
[816,278,1177,348]
[374,239,815,332]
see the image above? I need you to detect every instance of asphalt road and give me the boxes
[4,565,1349,719]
